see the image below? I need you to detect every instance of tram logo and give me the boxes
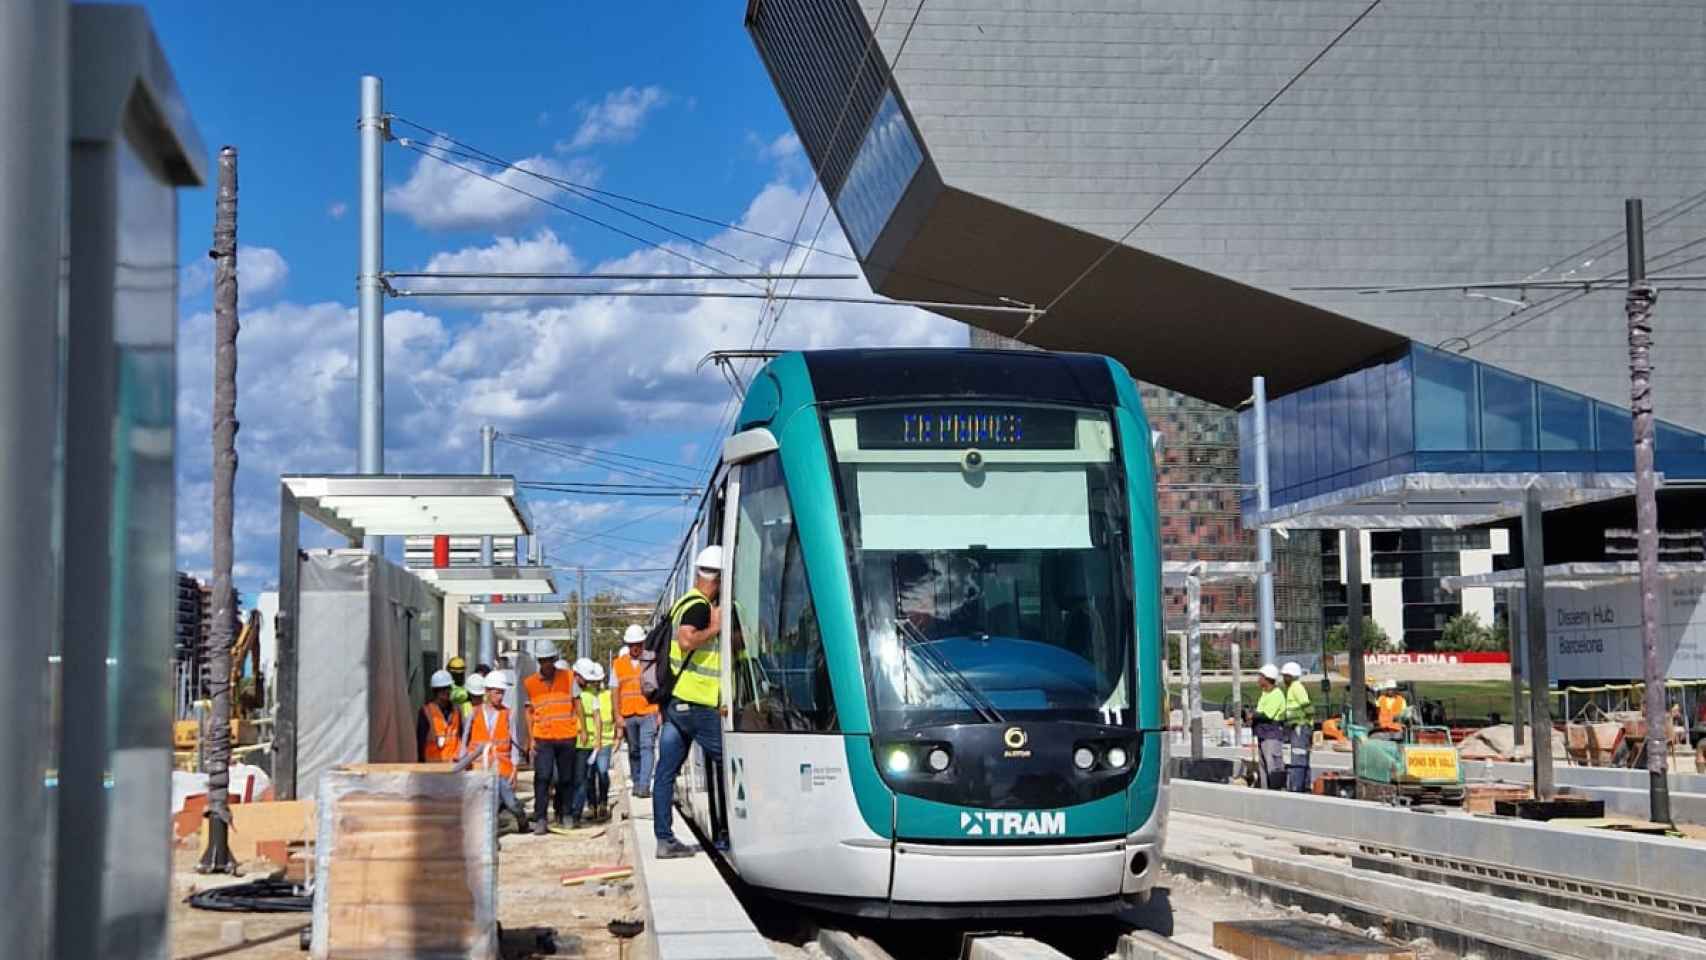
[1002,726,1030,757]
[960,810,1066,837]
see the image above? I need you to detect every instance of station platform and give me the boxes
[626,786,778,960]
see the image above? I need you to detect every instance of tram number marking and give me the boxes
[959,810,1066,837]
[1403,747,1459,780]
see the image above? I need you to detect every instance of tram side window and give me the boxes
[731,453,836,733]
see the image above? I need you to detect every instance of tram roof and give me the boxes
[799,348,1120,406]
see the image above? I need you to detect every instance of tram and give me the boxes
[659,348,1166,918]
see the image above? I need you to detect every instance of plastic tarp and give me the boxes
[296,550,443,799]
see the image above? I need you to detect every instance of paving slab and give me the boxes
[628,804,775,960]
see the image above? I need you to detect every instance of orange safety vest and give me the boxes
[1377,694,1407,732]
[523,670,581,742]
[612,652,656,718]
[466,705,515,779]
[421,702,463,762]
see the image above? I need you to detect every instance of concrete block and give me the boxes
[966,936,1072,960]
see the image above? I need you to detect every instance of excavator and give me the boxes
[173,609,264,752]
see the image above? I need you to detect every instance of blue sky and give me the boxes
[151,2,962,602]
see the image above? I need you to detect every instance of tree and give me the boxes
[544,587,654,664]
[1324,616,1391,653]
[1438,611,1503,652]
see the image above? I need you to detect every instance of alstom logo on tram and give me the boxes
[960,810,1068,837]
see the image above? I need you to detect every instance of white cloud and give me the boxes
[760,132,801,163]
[328,201,348,220]
[175,172,965,598]
[560,85,670,152]
[387,140,597,231]
[179,244,289,301]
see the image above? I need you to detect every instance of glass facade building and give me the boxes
[1240,344,1706,515]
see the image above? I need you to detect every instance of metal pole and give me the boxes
[1186,563,1204,761]
[1253,377,1277,667]
[1523,484,1555,801]
[358,76,385,549]
[1230,639,1244,748]
[199,146,239,874]
[1346,532,1366,727]
[1626,198,1672,824]
[1509,586,1526,747]
[479,424,495,666]
[275,486,301,800]
[579,565,591,661]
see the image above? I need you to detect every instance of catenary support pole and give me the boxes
[1230,640,1244,748]
[1253,377,1277,667]
[199,147,240,873]
[358,76,385,551]
[1625,198,1672,825]
[1523,484,1555,801]
[579,565,591,660]
[480,424,495,666]
[1346,532,1366,728]
[1186,562,1204,761]
[1508,586,1526,747]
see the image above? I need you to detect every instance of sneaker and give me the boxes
[632,789,651,799]
[654,839,697,859]
[531,820,549,836]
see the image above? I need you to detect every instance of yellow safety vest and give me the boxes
[1283,681,1313,726]
[1255,688,1287,724]
[578,689,616,748]
[669,589,721,707]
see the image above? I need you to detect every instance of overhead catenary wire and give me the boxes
[1026,0,1387,336]
[498,434,697,486]
[387,286,1036,313]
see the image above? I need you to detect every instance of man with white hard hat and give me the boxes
[653,544,728,858]
[460,672,527,830]
[1251,664,1287,789]
[522,640,582,833]
[574,658,616,823]
[612,623,660,797]
[1279,661,1313,792]
[418,669,464,763]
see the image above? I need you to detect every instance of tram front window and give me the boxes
[826,405,1136,731]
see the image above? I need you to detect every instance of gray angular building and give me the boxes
[745,0,1706,424]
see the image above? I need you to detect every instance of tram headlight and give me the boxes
[1073,747,1097,771]
[886,747,914,774]
[1105,746,1130,769]
[927,747,952,772]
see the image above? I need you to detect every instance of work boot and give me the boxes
[654,839,696,859]
[531,819,549,836]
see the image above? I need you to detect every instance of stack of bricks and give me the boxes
[310,764,497,960]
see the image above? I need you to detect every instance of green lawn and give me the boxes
[1192,680,1518,725]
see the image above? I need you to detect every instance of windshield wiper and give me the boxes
[894,618,1004,724]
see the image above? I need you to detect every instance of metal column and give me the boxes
[578,565,591,660]
[1186,562,1204,760]
[479,424,495,665]
[0,3,67,953]
[1252,377,1277,667]
[1522,485,1555,801]
[1346,532,1366,726]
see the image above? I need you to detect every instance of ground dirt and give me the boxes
[170,779,644,960]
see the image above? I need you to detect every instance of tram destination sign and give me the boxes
[856,406,1077,450]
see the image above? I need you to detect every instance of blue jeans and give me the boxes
[653,700,722,843]
[1286,724,1313,792]
[624,714,658,790]
[580,745,612,809]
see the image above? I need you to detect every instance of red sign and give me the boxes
[1364,652,1509,665]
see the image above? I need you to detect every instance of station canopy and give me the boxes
[1443,561,1706,591]
[282,474,532,539]
[461,601,565,623]
[415,565,555,595]
[1239,344,1706,530]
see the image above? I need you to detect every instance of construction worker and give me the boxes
[1375,679,1408,737]
[613,624,660,797]
[576,659,617,823]
[461,672,526,830]
[1252,664,1288,789]
[522,643,581,834]
[1279,661,1313,792]
[447,655,472,719]
[653,545,726,859]
[418,669,463,763]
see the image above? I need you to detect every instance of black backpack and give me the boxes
[639,593,708,705]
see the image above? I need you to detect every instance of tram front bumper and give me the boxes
[890,838,1131,903]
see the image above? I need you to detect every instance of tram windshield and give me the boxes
[826,404,1137,731]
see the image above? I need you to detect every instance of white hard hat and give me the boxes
[573,657,598,680]
[623,624,646,645]
[584,663,606,683]
[694,545,723,574]
[485,671,510,692]
[430,669,454,689]
[532,638,557,659]
[466,674,487,696]
[1258,664,1280,682]
[1382,679,1399,691]
[554,658,571,671]
[1281,661,1304,679]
